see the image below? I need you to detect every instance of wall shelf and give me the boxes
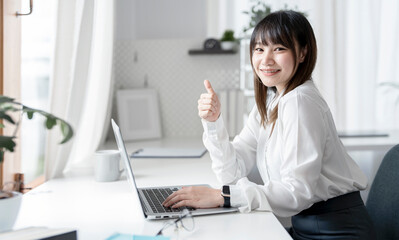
[188,49,236,55]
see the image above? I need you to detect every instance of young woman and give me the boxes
[163,10,376,239]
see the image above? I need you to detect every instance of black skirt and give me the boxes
[289,191,377,240]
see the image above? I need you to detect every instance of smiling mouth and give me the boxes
[260,69,281,77]
[261,69,281,74]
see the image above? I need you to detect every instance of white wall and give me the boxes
[115,0,207,40]
[113,39,240,138]
[113,0,240,138]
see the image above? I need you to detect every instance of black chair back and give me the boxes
[366,144,399,240]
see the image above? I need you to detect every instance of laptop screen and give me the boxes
[111,119,145,218]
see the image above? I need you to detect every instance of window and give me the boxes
[20,0,56,182]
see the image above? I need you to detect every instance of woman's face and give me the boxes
[252,40,305,93]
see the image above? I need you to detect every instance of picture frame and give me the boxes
[116,88,162,141]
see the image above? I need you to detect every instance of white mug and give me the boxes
[94,150,123,182]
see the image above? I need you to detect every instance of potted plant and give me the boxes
[242,1,307,35]
[242,1,272,34]
[0,95,73,232]
[220,29,237,51]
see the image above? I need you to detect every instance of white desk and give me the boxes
[14,138,292,240]
[13,129,399,239]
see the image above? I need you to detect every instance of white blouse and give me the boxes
[201,80,368,217]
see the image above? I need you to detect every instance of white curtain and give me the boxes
[313,0,399,131]
[45,0,114,180]
[375,0,399,130]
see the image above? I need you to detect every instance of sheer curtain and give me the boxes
[45,0,114,180]
[375,0,399,130]
[314,0,399,131]
[308,0,381,131]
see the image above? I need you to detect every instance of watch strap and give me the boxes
[221,185,231,208]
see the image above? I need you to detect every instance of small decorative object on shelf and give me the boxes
[220,30,237,51]
[188,38,237,55]
[203,38,221,50]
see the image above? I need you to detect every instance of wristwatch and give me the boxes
[221,185,231,208]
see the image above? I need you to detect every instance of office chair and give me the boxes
[366,144,399,240]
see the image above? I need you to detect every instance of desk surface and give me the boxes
[14,139,292,240]
[14,129,399,239]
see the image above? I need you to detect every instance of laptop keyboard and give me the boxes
[142,188,195,213]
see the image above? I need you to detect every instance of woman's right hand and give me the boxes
[198,80,221,122]
[162,186,224,209]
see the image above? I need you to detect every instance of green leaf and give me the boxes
[20,106,74,144]
[0,97,74,158]
[0,112,15,124]
[26,110,34,119]
[45,116,57,129]
[1,105,19,112]
[0,136,16,152]
[58,120,74,144]
[22,106,37,118]
[0,95,15,104]
[22,106,36,119]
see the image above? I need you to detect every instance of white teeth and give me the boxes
[262,69,279,73]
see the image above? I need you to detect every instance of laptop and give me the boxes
[111,119,238,220]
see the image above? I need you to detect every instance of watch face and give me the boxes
[203,38,221,50]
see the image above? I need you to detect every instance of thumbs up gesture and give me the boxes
[198,80,221,122]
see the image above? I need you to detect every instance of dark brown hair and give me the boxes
[249,10,317,128]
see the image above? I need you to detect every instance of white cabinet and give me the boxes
[240,38,256,124]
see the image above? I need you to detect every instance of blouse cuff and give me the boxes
[201,113,225,137]
[229,184,246,209]
[229,178,273,213]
